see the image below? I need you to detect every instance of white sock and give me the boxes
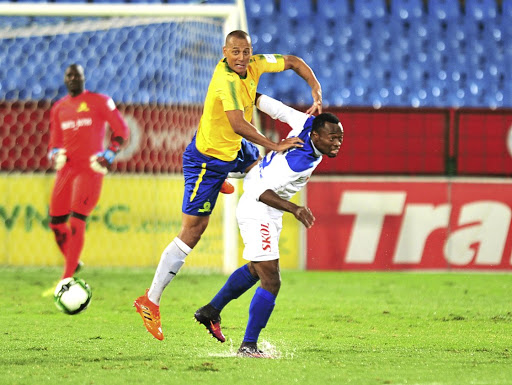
[227,171,246,179]
[148,237,192,305]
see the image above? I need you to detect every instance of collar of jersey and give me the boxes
[223,59,248,79]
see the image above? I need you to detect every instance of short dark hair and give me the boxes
[66,63,84,74]
[312,113,340,133]
[225,30,250,45]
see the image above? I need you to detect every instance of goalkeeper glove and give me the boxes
[90,149,116,175]
[89,139,122,175]
[49,148,67,171]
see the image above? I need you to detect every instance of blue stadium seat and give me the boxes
[428,0,460,20]
[0,16,30,28]
[296,23,316,46]
[316,0,350,20]
[252,13,280,50]
[130,0,162,3]
[354,0,387,19]
[279,0,313,19]
[246,0,274,19]
[500,12,512,50]
[391,0,424,19]
[504,0,512,19]
[465,0,497,19]
[370,17,392,47]
[201,0,236,3]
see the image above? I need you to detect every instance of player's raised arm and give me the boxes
[255,93,308,134]
[283,55,322,115]
[225,109,303,152]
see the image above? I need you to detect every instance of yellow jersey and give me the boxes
[195,54,285,161]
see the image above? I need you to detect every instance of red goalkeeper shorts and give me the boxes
[49,163,104,217]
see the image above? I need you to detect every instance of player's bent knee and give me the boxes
[253,262,281,296]
[260,278,281,297]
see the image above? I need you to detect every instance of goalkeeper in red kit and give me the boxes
[48,64,129,280]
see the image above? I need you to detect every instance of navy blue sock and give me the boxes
[243,287,276,343]
[210,264,259,311]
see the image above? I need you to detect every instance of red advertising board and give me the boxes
[306,177,512,271]
[264,108,448,175]
[456,110,512,175]
[2,102,512,176]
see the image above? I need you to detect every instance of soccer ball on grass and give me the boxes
[54,277,92,315]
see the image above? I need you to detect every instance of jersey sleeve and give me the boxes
[256,94,308,135]
[252,54,285,76]
[48,103,62,150]
[100,95,130,143]
[216,72,244,112]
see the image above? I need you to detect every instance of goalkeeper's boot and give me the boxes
[133,289,164,341]
[237,342,273,359]
[220,179,234,194]
[74,261,84,274]
[194,304,225,343]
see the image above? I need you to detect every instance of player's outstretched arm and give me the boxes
[259,190,316,228]
[283,55,322,115]
[226,110,303,152]
[256,93,308,132]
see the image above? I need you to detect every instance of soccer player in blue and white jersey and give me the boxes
[195,93,344,357]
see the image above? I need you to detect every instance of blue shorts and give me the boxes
[182,136,260,216]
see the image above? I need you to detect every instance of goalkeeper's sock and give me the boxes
[49,222,70,258]
[243,287,276,343]
[148,237,191,305]
[210,264,259,311]
[62,216,86,279]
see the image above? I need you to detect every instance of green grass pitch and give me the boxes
[1,266,512,385]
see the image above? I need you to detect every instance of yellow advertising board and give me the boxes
[0,174,300,270]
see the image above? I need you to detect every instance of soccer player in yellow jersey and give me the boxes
[134,30,323,341]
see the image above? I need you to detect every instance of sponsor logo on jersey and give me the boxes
[262,54,277,64]
[61,118,93,130]
[260,222,271,251]
[76,102,90,112]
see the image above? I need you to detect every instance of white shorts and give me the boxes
[237,216,283,262]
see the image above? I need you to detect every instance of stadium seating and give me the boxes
[246,0,274,19]
[353,0,387,19]
[316,0,350,20]
[465,0,497,19]
[0,0,509,108]
[504,0,512,18]
[390,0,424,19]
[429,0,461,19]
[279,0,313,19]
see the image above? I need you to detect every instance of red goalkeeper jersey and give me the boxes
[49,90,129,164]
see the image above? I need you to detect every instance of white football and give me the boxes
[54,277,92,315]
